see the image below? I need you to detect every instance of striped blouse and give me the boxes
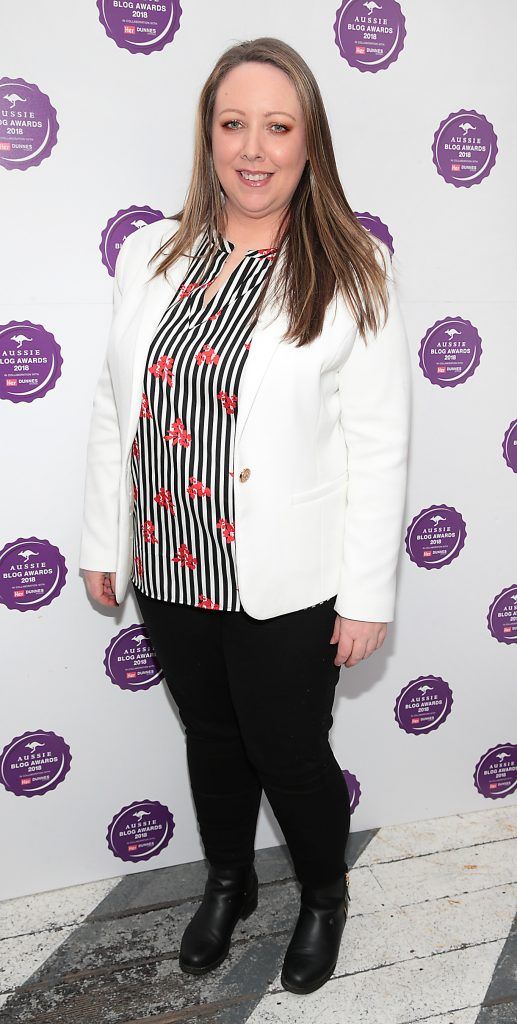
[129,227,277,610]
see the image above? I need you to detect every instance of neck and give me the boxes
[220,205,285,252]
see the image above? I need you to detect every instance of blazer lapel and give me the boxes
[123,248,189,461]
[234,287,287,446]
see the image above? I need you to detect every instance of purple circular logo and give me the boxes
[106,799,175,861]
[0,321,63,403]
[334,0,406,73]
[432,110,498,187]
[96,0,182,55]
[487,585,517,644]
[0,537,67,611]
[0,730,72,797]
[405,505,467,569]
[473,743,517,799]
[394,675,453,735]
[355,212,394,254]
[100,205,166,276]
[341,769,361,812]
[104,624,164,691]
[418,317,482,387]
[0,77,59,171]
[502,420,517,473]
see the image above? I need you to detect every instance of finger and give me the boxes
[334,638,353,667]
[363,634,378,657]
[84,572,106,600]
[344,637,368,666]
[86,577,116,606]
[375,625,387,649]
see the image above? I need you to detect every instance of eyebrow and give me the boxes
[218,108,296,121]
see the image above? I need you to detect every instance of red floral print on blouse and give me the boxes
[142,520,158,544]
[196,344,220,366]
[154,487,175,514]
[187,476,211,499]
[198,594,220,610]
[149,354,174,386]
[140,393,152,419]
[178,278,217,301]
[163,418,191,446]
[172,543,198,570]
[257,247,278,260]
[216,517,235,543]
[217,390,237,414]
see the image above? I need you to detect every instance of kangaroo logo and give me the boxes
[458,121,477,134]
[18,548,39,561]
[25,741,45,751]
[496,752,510,761]
[419,685,433,694]
[444,328,461,339]
[133,810,151,819]
[363,1,382,10]
[3,92,26,109]
[430,515,446,525]
[10,334,32,347]
[133,634,147,645]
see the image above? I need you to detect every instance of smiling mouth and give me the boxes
[236,170,274,186]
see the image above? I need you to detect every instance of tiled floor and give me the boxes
[0,805,515,1023]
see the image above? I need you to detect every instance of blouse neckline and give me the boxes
[216,233,278,259]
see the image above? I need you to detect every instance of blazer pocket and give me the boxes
[291,471,348,505]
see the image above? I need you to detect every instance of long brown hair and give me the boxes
[147,37,390,348]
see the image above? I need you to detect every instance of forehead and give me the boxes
[214,62,301,114]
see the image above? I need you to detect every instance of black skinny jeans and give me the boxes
[133,586,351,887]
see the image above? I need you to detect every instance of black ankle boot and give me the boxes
[179,862,258,974]
[280,864,351,994]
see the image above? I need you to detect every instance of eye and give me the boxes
[221,120,288,133]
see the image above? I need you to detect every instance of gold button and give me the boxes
[239,467,251,482]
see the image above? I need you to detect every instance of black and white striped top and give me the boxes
[129,227,278,610]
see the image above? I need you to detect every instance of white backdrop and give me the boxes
[1,0,516,900]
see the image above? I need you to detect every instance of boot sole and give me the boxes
[179,944,230,975]
[280,956,338,994]
[178,889,258,975]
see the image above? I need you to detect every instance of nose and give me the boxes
[241,122,264,163]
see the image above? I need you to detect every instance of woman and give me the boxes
[80,37,411,995]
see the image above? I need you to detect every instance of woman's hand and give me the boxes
[83,570,118,608]
[330,614,387,667]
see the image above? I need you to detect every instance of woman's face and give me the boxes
[211,61,308,230]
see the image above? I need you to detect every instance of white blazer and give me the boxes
[79,218,411,621]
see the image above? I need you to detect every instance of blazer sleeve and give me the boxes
[334,242,412,623]
[78,238,132,573]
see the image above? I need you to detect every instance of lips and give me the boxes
[236,170,274,188]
